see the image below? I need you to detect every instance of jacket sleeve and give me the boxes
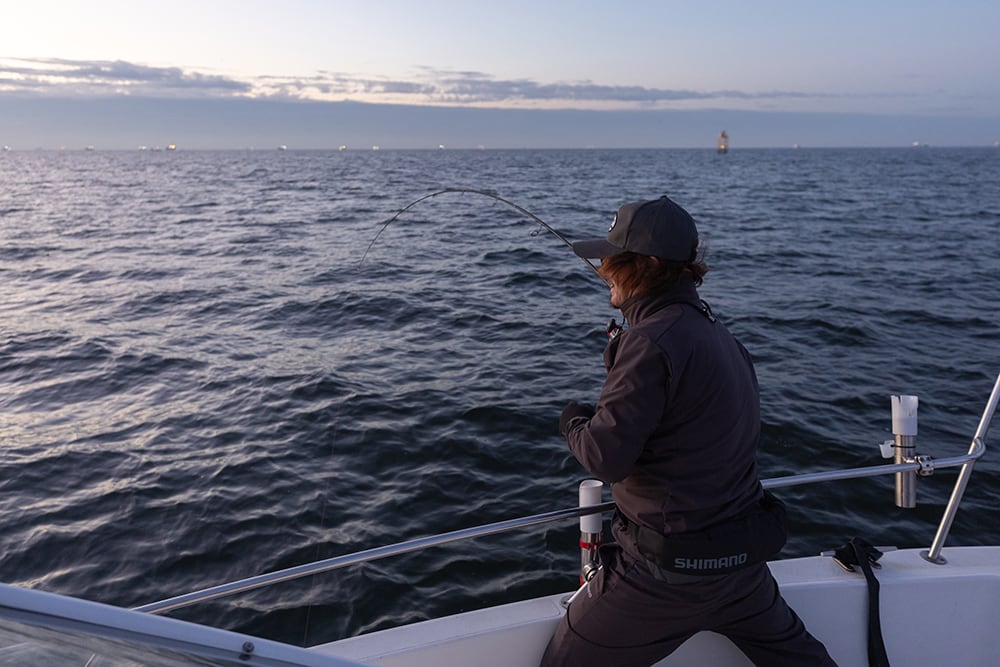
[564,332,669,482]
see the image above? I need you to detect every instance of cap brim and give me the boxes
[572,238,625,259]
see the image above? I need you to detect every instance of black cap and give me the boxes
[572,195,699,262]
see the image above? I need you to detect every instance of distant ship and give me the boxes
[717,130,729,154]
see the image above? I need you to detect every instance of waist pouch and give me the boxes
[621,491,788,575]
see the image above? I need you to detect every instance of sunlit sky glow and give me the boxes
[2,1,998,148]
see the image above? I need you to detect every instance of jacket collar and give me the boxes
[620,278,703,326]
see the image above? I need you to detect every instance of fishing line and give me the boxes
[359,188,605,281]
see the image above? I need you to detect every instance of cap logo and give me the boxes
[608,213,618,232]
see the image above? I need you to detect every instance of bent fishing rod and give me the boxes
[359,188,605,282]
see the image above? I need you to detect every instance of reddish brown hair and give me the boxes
[598,251,708,300]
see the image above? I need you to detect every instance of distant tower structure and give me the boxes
[717,130,729,154]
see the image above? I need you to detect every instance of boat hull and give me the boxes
[313,546,1000,666]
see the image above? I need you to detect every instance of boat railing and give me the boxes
[135,372,1000,616]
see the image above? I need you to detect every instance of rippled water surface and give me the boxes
[1,147,999,645]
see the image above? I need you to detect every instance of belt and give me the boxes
[617,491,788,576]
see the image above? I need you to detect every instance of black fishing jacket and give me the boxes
[565,278,764,555]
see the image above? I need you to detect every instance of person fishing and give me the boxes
[541,196,837,666]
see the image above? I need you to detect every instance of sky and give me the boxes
[1,0,998,149]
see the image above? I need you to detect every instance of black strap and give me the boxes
[833,537,890,667]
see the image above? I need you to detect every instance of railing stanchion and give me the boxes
[923,373,1000,564]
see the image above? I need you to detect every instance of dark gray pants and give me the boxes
[541,544,837,666]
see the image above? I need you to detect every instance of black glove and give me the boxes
[559,401,595,436]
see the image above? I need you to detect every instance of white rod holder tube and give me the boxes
[578,480,604,584]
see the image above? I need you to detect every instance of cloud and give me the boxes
[261,67,824,109]
[0,57,251,97]
[0,57,904,112]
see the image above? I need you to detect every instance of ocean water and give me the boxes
[1,147,999,646]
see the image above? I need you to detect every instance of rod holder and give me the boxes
[892,395,919,508]
[578,479,604,584]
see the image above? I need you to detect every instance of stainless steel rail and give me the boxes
[136,372,1000,616]
[134,502,617,615]
[925,370,1000,563]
